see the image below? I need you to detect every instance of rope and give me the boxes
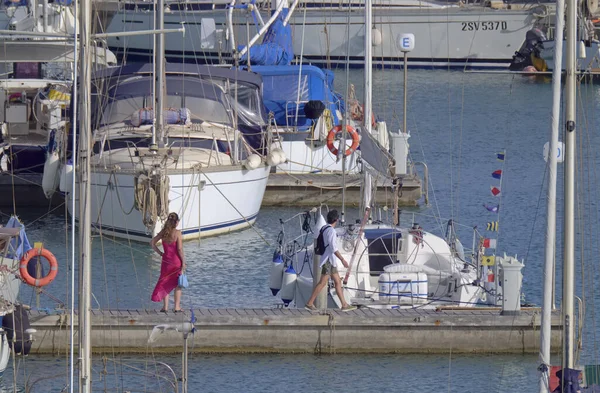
[134,171,170,233]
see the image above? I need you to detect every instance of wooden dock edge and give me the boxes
[27,308,562,355]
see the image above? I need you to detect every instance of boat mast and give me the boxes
[78,0,92,387]
[152,0,165,150]
[539,0,565,390]
[361,0,372,210]
[563,0,577,371]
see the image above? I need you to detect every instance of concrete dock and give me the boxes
[28,307,560,355]
[264,173,423,207]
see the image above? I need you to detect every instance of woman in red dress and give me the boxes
[150,212,186,312]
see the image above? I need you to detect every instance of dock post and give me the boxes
[313,239,326,309]
[499,255,525,316]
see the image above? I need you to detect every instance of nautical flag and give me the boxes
[483,238,497,249]
[484,204,499,213]
[497,152,505,161]
[492,170,502,180]
[491,186,501,196]
[486,221,499,231]
[482,255,496,266]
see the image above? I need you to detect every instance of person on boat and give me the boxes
[150,212,186,312]
[305,209,357,312]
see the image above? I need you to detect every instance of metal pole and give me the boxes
[403,52,408,134]
[69,0,78,390]
[539,0,564,390]
[78,0,93,386]
[182,333,188,393]
[364,0,372,136]
[153,0,165,148]
[563,0,577,371]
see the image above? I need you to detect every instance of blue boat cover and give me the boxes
[240,8,293,66]
[249,65,343,130]
[3,0,27,7]
[554,368,582,393]
[5,216,31,260]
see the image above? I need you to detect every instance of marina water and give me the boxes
[7,69,600,391]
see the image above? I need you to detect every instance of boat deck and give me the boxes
[28,306,560,354]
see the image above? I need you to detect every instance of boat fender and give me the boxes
[19,248,58,287]
[2,305,32,356]
[58,161,73,193]
[279,265,297,306]
[271,148,286,164]
[243,153,262,170]
[269,252,285,296]
[42,151,60,199]
[326,125,360,157]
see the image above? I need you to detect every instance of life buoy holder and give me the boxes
[326,125,360,157]
[19,248,58,287]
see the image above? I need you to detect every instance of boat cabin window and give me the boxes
[366,231,401,276]
[13,63,42,79]
[101,94,230,125]
[228,82,265,126]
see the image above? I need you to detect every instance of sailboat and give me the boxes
[266,0,525,310]
[64,2,276,242]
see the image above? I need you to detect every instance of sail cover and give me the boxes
[240,8,293,66]
[359,130,393,178]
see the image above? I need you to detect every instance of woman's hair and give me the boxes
[161,212,179,240]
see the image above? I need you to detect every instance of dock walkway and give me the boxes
[28,307,559,355]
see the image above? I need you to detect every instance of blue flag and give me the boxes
[484,204,499,213]
[497,152,505,161]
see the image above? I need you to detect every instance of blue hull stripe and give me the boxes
[76,213,259,239]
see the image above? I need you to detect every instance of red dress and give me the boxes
[151,240,182,302]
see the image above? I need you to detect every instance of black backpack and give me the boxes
[315,225,331,255]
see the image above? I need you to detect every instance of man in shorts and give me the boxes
[305,209,357,312]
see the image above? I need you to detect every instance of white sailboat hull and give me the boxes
[68,166,270,242]
[105,7,539,69]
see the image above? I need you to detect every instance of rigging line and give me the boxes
[293,3,308,126]
[198,168,271,246]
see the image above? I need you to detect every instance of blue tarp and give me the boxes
[250,65,343,130]
[3,0,27,7]
[239,8,293,66]
[5,216,31,260]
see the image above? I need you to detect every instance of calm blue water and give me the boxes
[4,69,600,391]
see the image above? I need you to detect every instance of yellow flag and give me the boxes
[482,255,495,266]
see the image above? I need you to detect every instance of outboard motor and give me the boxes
[509,28,547,71]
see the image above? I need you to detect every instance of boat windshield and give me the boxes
[227,82,266,126]
[101,93,231,125]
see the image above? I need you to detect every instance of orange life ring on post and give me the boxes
[19,248,58,287]
[326,125,360,157]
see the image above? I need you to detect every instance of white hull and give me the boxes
[540,40,600,71]
[68,166,270,242]
[276,137,360,173]
[106,6,540,68]
[0,257,22,305]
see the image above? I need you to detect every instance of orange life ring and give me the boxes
[326,125,360,157]
[19,248,58,287]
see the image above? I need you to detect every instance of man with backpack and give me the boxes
[305,210,357,312]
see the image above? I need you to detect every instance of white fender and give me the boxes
[243,154,262,170]
[0,334,9,374]
[271,148,286,165]
[279,265,297,305]
[42,151,60,199]
[58,162,73,193]
[269,252,284,296]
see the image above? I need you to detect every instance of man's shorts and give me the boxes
[321,261,338,276]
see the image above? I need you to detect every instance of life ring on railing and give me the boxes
[326,125,360,157]
[19,248,58,287]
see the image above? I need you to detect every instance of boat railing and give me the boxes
[285,100,309,128]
